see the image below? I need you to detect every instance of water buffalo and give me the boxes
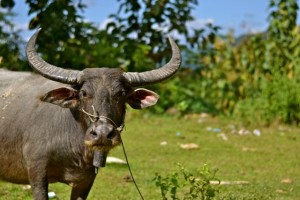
[0,29,181,200]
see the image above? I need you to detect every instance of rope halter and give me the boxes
[81,105,124,132]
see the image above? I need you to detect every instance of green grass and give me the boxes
[0,111,299,199]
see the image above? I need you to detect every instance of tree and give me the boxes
[0,1,26,70]
[0,0,124,70]
[107,0,202,71]
[25,0,111,69]
[1,0,204,72]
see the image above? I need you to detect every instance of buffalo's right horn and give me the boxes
[123,36,181,86]
[26,28,82,84]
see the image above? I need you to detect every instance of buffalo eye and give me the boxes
[80,90,88,98]
[120,90,126,97]
[121,90,127,97]
[113,90,126,102]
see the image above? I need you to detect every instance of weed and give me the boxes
[153,163,220,200]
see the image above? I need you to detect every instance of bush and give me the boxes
[153,163,220,200]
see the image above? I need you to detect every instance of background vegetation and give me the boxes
[1,0,300,126]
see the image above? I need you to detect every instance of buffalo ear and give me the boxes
[41,87,80,108]
[127,88,159,109]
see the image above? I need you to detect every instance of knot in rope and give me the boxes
[81,105,124,132]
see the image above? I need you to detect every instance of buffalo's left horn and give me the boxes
[123,36,181,86]
[26,28,82,84]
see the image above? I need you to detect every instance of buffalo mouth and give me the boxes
[84,131,122,152]
[84,140,116,151]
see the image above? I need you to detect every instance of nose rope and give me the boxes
[81,105,98,122]
[81,106,124,132]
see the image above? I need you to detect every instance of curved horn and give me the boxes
[123,36,181,86]
[26,28,82,84]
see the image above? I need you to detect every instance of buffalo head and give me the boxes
[26,29,181,167]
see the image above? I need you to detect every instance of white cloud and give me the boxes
[98,18,115,30]
[151,23,169,33]
[15,22,29,31]
[186,18,215,30]
[168,18,215,43]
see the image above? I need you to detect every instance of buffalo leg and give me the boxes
[27,165,48,200]
[70,175,96,200]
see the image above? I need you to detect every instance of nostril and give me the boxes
[107,130,116,140]
[90,130,97,137]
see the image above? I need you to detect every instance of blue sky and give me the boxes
[11,0,297,40]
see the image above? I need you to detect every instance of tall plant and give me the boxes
[233,0,300,125]
[0,1,26,70]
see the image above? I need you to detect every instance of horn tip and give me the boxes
[32,28,42,39]
[35,28,42,36]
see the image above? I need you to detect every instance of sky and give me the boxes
[10,0,298,40]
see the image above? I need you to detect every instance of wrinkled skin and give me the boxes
[0,68,159,200]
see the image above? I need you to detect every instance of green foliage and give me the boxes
[168,0,300,126]
[0,0,105,70]
[232,0,300,125]
[0,0,201,72]
[155,70,218,115]
[235,73,300,126]
[1,0,300,126]
[108,0,201,71]
[24,0,118,70]
[0,7,27,70]
[153,163,219,200]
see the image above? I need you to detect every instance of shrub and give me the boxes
[153,163,219,200]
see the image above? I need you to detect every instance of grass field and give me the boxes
[0,111,299,199]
